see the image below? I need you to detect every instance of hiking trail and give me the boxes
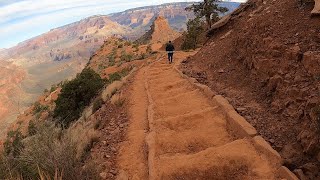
[117,51,295,180]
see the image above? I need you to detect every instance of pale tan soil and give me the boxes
[117,51,281,180]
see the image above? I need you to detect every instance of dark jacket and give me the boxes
[166,43,175,52]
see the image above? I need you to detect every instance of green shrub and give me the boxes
[136,53,146,60]
[50,85,57,93]
[118,44,123,48]
[181,18,204,50]
[33,102,49,115]
[108,72,122,83]
[119,67,132,77]
[54,68,104,127]
[92,97,103,112]
[109,60,115,67]
[107,67,132,84]
[98,64,107,72]
[120,50,133,62]
[132,43,139,51]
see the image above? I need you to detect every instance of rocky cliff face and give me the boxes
[5,16,131,63]
[0,61,27,137]
[136,16,181,45]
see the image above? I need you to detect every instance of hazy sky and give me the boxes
[0,0,246,48]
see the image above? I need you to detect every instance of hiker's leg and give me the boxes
[171,53,174,63]
[168,53,170,63]
[169,53,173,63]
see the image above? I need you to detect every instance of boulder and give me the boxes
[100,172,107,179]
[267,75,283,92]
[312,0,320,15]
[293,169,308,180]
[253,58,277,75]
[281,143,303,169]
[298,130,320,155]
[302,51,320,76]
[300,163,320,179]
[286,45,302,62]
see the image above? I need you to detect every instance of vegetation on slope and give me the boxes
[0,68,105,179]
[181,0,228,50]
[53,68,104,127]
[0,35,146,179]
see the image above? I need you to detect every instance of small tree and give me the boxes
[186,0,228,29]
[181,18,204,50]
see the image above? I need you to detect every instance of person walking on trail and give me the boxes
[166,41,175,64]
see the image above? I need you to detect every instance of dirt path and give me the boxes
[117,52,286,180]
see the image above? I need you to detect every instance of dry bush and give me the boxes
[38,168,63,180]
[4,122,79,179]
[111,93,125,107]
[67,120,100,159]
[102,80,124,101]
[0,120,100,180]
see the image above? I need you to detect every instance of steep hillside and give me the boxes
[0,61,27,137]
[182,0,320,178]
[0,35,157,179]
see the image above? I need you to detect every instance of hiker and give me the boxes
[166,41,175,64]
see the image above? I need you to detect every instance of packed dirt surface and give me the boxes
[116,51,285,180]
[182,0,320,178]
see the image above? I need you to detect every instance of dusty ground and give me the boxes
[116,51,284,180]
[89,101,129,180]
